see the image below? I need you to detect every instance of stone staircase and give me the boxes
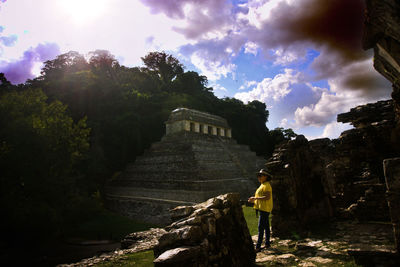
[106,131,264,225]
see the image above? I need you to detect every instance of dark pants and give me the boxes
[256,210,270,249]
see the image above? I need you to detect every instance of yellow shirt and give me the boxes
[254,182,273,212]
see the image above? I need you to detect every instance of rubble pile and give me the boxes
[153,193,255,267]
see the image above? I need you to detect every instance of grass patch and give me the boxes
[242,205,272,236]
[64,209,157,241]
[93,250,154,267]
[242,205,258,236]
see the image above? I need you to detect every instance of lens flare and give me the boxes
[58,0,108,24]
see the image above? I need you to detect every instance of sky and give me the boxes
[0,0,392,140]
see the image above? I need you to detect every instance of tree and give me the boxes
[0,88,90,241]
[248,100,269,125]
[172,71,211,94]
[0,73,12,94]
[39,51,89,80]
[88,50,120,82]
[141,51,184,84]
[267,127,298,154]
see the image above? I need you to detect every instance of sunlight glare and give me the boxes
[31,62,43,78]
[58,0,108,24]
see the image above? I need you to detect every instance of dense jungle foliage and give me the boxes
[0,51,296,245]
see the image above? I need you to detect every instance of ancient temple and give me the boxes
[105,108,264,225]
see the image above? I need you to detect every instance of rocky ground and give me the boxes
[255,220,398,267]
[57,220,399,266]
[57,228,166,267]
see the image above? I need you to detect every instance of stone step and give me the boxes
[105,187,218,203]
[128,152,259,173]
[124,159,249,174]
[146,142,254,157]
[117,170,247,183]
[105,195,187,225]
[123,161,198,173]
[135,154,196,164]
[109,177,256,192]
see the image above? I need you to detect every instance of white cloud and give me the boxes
[273,47,306,65]
[211,83,227,92]
[142,0,241,41]
[241,0,288,29]
[294,58,391,128]
[190,52,236,81]
[321,121,353,139]
[279,118,289,128]
[235,69,300,103]
[239,80,257,90]
[294,91,360,127]
[244,41,258,55]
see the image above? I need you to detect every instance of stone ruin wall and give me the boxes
[363,0,400,131]
[363,0,400,253]
[267,100,396,237]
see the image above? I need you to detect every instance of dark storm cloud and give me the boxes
[329,59,392,96]
[249,0,367,63]
[0,42,60,84]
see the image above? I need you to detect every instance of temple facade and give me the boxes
[165,108,232,138]
[105,108,265,225]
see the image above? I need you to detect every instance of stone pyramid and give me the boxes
[105,108,265,225]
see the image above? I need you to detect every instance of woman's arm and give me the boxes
[248,191,271,202]
[254,191,271,200]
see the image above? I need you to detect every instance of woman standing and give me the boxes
[248,169,273,252]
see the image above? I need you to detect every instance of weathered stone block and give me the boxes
[120,228,167,249]
[266,135,333,237]
[383,158,400,253]
[154,246,203,267]
[170,206,195,220]
[153,193,255,266]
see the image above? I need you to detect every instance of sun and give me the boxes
[58,0,108,24]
